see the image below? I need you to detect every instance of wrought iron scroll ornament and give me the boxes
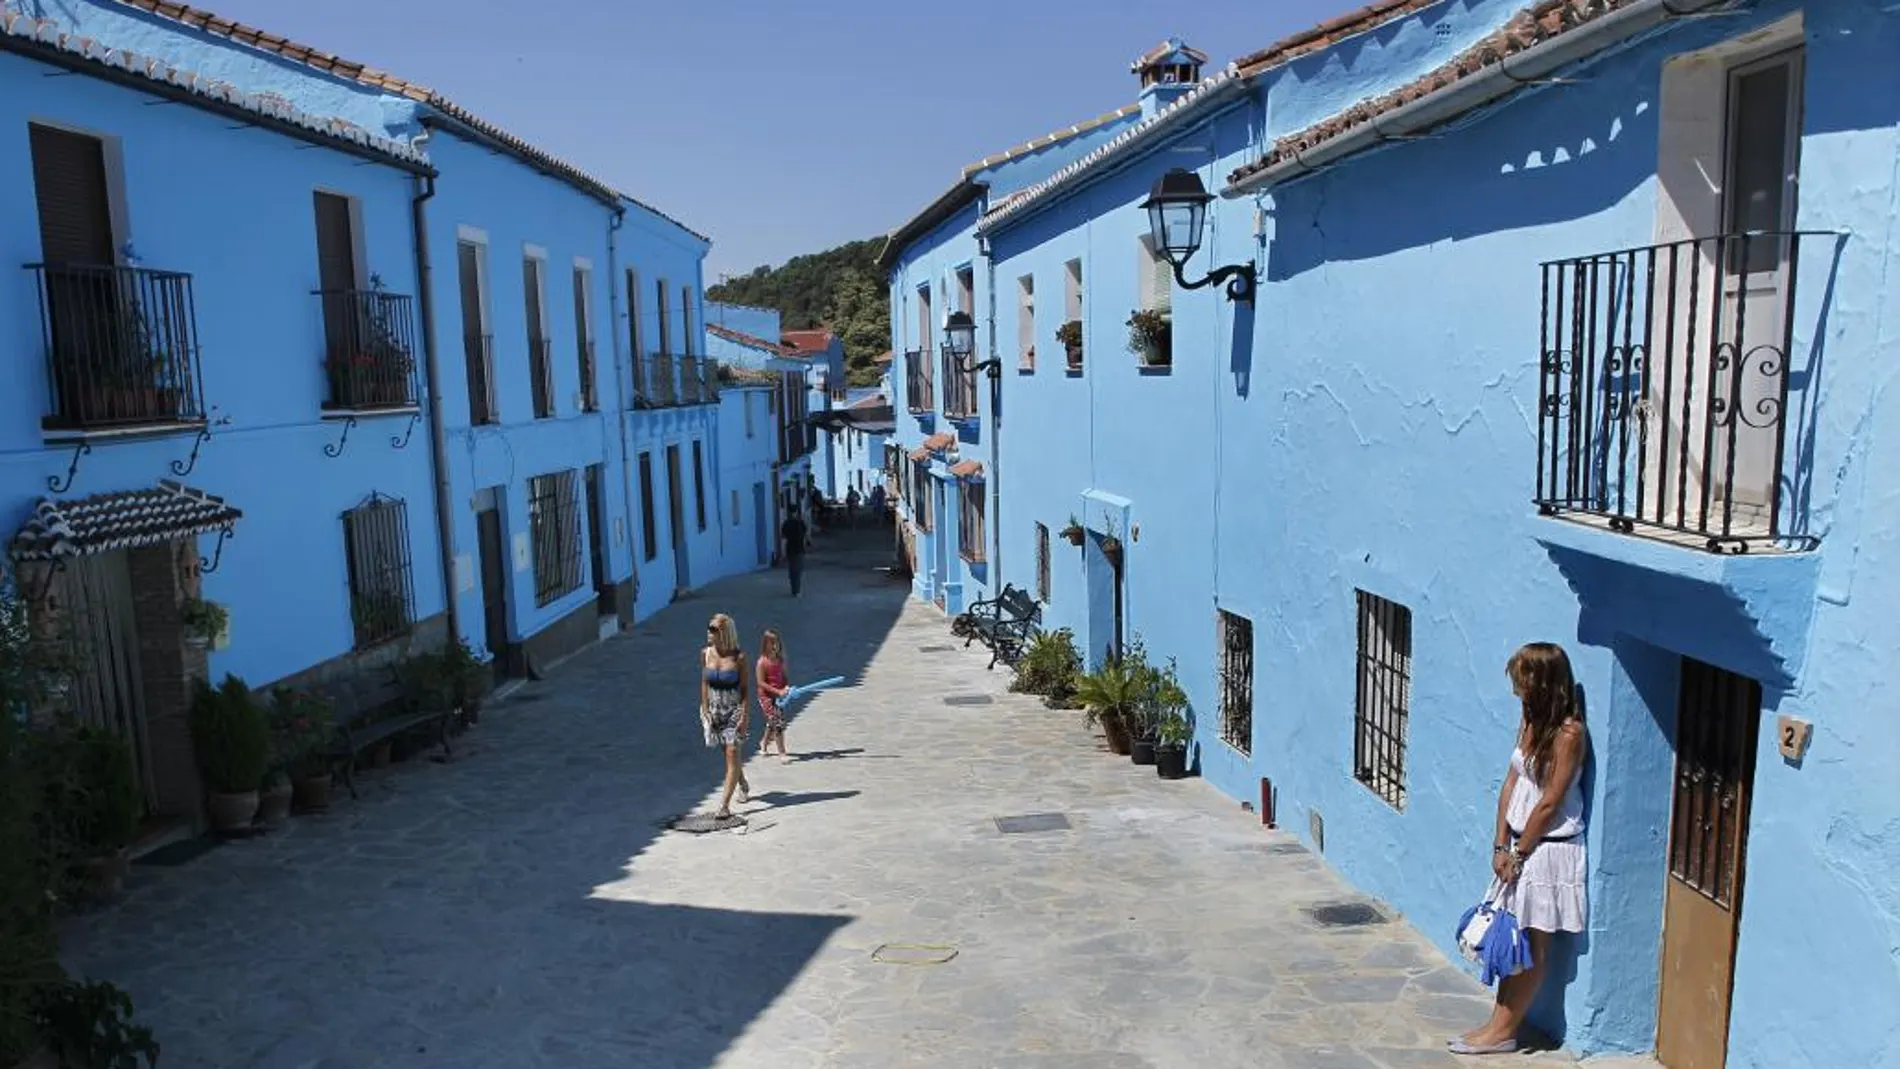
[200,523,234,575]
[391,411,420,450]
[324,416,357,458]
[170,424,212,477]
[47,442,90,494]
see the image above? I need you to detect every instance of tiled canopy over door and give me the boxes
[29,124,114,265]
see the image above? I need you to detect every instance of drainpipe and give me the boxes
[410,170,461,644]
[980,232,1001,586]
[606,207,639,616]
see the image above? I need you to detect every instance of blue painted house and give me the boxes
[0,0,723,829]
[706,301,820,557]
[972,4,1900,1067]
[877,89,1145,613]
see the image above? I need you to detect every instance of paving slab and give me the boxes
[61,529,1658,1068]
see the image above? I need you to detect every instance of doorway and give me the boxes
[474,504,509,685]
[1655,657,1762,1069]
[583,464,610,617]
[753,482,769,567]
[932,477,948,609]
[55,551,153,810]
[665,444,689,594]
[1708,48,1803,528]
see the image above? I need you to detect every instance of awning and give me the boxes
[921,432,956,452]
[10,480,241,561]
[951,460,984,479]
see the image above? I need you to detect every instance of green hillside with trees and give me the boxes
[707,237,890,387]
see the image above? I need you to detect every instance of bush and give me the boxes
[189,674,270,794]
[1010,628,1081,704]
[269,687,335,780]
[36,723,142,860]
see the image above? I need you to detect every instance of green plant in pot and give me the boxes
[440,639,490,726]
[1125,308,1171,366]
[1059,514,1085,546]
[1154,696,1194,781]
[0,656,63,1067]
[1073,658,1142,756]
[178,597,227,651]
[34,978,159,1069]
[1055,319,1083,368]
[270,688,335,814]
[34,721,143,904]
[188,674,270,833]
[1010,628,1082,708]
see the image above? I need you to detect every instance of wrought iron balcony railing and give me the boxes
[941,349,979,419]
[904,349,933,414]
[29,263,206,432]
[464,332,496,425]
[529,336,555,418]
[1535,231,1823,553]
[679,354,705,405]
[316,288,418,413]
[643,352,679,407]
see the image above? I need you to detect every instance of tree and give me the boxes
[709,237,891,388]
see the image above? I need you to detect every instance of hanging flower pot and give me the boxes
[1102,536,1124,567]
[1060,516,1085,546]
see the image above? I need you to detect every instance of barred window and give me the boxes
[958,481,985,562]
[528,470,583,606]
[1035,523,1050,601]
[1354,590,1412,810]
[911,460,932,531]
[638,452,657,561]
[342,493,415,649]
[1218,610,1252,754]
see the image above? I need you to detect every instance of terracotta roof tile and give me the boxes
[1227,0,1640,189]
[706,323,797,357]
[908,445,933,461]
[1132,37,1210,71]
[873,350,894,365]
[960,104,1141,177]
[10,480,240,561]
[950,460,983,478]
[846,392,888,409]
[921,432,956,452]
[1233,0,1441,74]
[781,330,837,355]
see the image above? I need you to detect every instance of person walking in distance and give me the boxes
[781,507,808,596]
[756,628,792,760]
[700,614,752,821]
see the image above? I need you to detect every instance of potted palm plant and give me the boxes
[1008,628,1083,709]
[1155,705,1193,780]
[271,689,336,813]
[188,674,270,833]
[1073,658,1141,756]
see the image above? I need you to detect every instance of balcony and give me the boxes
[904,349,934,414]
[679,354,721,405]
[29,263,206,436]
[1534,231,1827,555]
[940,349,979,420]
[316,288,418,414]
[640,352,679,407]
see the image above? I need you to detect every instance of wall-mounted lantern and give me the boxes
[1142,168,1257,303]
[944,310,1000,379]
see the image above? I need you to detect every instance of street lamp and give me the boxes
[1141,168,1257,303]
[943,310,999,379]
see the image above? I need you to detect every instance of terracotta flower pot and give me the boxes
[80,850,130,902]
[258,780,293,826]
[292,775,332,813]
[206,790,259,833]
[1100,710,1133,756]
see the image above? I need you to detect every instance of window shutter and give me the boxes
[1144,239,1172,313]
[313,192,357,293]
[29,125,114,265]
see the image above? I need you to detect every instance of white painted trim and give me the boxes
[523,242,549,262]
[456,224,489,245]
[573,255,594,271]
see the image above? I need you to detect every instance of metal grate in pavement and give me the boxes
[994,813,1071,835]
[918,645,957,652]
[665,813,748,834]
[942,694,993,706]
[1306,902,1388,928]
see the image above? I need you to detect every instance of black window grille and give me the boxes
[1218,610,1253,754]
[528,470,583,606]
[1669,658,1762,909]
[692,440,707,531]
[342,493,415,649]
[638,452,658,561]
[1353,590,1412,810]
[958,480,985,562]
[1035,523,1050,601]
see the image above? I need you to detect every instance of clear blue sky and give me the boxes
[206,0,1357,281]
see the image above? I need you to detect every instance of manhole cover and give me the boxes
[1307,902,1387,927]
[995,812,1071,834]
[665,813,748,834]
[871,943,959,966]
[918,645,956,652]
[943,694,993,706]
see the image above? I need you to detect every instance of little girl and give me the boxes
[756,629,792,759]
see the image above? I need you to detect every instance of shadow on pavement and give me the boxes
[60,525,915,1068]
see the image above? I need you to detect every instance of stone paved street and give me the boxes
[63,531,1658,1068]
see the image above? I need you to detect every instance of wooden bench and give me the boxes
[315,669,453,800]
[959,584,1040,670]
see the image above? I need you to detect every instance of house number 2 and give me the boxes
[1777,715,1813,762]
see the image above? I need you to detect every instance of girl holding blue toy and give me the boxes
[1452,642,1589,1057]
[757,629,792,760]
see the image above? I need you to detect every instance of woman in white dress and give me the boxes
[1453,642,1588,1057]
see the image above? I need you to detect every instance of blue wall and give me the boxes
[975,2,1900,1066]
[0,45,439,689]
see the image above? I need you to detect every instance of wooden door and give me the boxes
[1656,657,1762,1069]
[1709,49,1802,528]
[56,552,152,810]
[584,464,608,613]
[475,507,509,684]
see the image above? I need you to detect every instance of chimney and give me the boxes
[1131,37,1207,118]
